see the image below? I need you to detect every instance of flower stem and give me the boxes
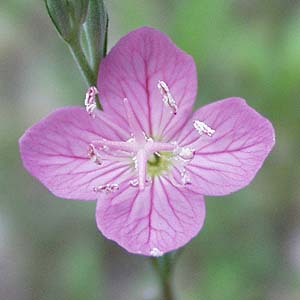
[150,253,180,300]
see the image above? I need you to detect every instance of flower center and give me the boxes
[84,82,216,193]
[147,152,173,177]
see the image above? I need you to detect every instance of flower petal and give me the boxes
[176,98,275,196]
[19,107,132,200]
[98,27,197,139]
[96,177,205,255]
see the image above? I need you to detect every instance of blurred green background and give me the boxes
[1,0,299,299]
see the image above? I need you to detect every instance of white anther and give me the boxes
[88,144,102,165]
[179,147,195,160]
[85,86,98,117]
[150,247,163,257]
[157,80,178,115]
[180,168,191,185]
[173,146,195,160]
[129,179,139,187]
[193,120,215,137]
[93,183,119,193]
[126,137,135,143]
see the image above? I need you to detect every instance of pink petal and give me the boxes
[98,27,197,140]
[176,98,275,196]
[19,107,132,200]
[96,177,205,256]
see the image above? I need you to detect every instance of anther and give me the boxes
[180,168,191,185]
[88,144,102,165]
[193,120,215,137]
[157,80,178,115]
[85,86,98,117]
[129,179,139,187]
[129,176,151,189]
[150,247,163,257]
[93,183,119,193]
[173,146,195,160]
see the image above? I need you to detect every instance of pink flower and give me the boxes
[19,27,275,256]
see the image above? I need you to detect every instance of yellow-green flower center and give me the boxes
[147,152,173,177]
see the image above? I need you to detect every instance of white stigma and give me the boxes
[193,120,215,137]
[93,183,119,193]
[150,247,163,257]
[88,144,102,165]
[85,86,98,117]
[157,80,178,115]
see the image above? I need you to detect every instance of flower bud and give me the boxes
[45,0,89,42]
[84,0,109,71]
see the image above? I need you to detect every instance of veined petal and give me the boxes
[96,177,205,256]
[98,27,197,139]
[19,107,132,200]
[176,98,275,196]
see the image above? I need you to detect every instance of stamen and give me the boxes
[193,120,215,137]
[88,144,102,165]
[123,98,145,143]
[93,183,119,193]
[129,176,152,188]
[150,247,163,257]
[173,146,195,160]
[129,179,139,187]
[157,80,178,115]
[180,168,192,185]
[179,148,195,160]
[85,86,98,117]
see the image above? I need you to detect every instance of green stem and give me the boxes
[150,255,176,300]
[161,271,174,300]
